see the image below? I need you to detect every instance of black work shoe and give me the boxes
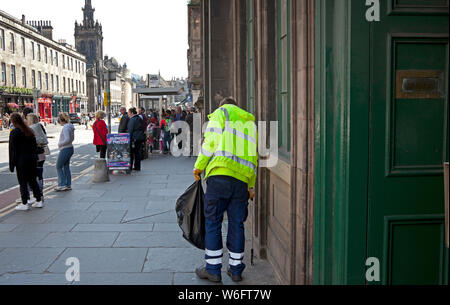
[227,269,243,282]
[195,267,222,283]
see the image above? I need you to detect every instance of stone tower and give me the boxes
[74,0,104,111]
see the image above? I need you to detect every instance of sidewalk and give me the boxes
[0,154,278,285]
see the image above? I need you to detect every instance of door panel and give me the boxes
[368,0,449,285]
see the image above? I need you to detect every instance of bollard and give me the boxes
[92,158,110,183]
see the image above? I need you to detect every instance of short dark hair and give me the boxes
[219,97,237,107]
[23,107,34,117]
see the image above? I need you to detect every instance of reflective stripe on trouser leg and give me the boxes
[229,251,244,267]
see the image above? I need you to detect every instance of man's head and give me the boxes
[23,107,34,118]
[219,97,237,107]
[139,107,145,114]
[120,107,126,115]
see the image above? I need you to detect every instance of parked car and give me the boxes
[69,113,82,125]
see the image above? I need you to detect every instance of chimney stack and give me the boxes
[22,15,25,24]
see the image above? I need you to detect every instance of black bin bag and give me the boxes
[175,180,205,250]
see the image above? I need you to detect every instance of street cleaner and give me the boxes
[193,97,258,283]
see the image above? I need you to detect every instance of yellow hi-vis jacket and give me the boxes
[194,104,258,188]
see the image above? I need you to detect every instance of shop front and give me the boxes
[52,95,71,123]
[38,95,53,125]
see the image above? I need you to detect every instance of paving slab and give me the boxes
[91,211,126,224]
[0,273,71,285]
[70,272,173,285]
[72,224,154,232]
[0,248,65,274]
[41,200,94,211]
[0,210,57,224]
[153,223,180,232]
[47,248,148,273]
[143,248,204,273]
[45,211,100,224]
[122,210,178,224]
[113,232,190,248]
[12,224,75,233]
[35,232,118,248]
[87,201,145,211]
[0,224,18,232]
[0,232,48,247]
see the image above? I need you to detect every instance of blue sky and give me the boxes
[1,0,189,79]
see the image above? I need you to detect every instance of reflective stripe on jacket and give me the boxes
[194,104,258,188]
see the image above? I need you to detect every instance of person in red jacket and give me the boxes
[93,111,108,159]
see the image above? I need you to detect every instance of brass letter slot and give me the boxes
[396,70,444,99]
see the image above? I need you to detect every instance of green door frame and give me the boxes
[313,0,371,285]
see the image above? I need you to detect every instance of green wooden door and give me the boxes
[368,0,449,285]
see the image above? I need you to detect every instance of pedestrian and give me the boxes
[55,113,75,192]
[118,107,130,134]
[27,113,49,197]
[193,97,258,283]
[127,107,145,171]
[93,111,108,159]
[185,108,194,156]
[9,113,44,211]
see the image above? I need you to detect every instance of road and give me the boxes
[0,120,119,194]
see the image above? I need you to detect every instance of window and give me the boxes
[31,70,36,88]
[21,37,25,57]
[277,0,291,153]
[72,79,74,92]
[82,81,85,94]
[50,50,53,65]
[51,74,54,91]
[76,80,79,93]
[70,57,72,71]
[62,55,65,68]
[0,29,5,51]
[31,42,35,60]
[63,77,66,92]
[11,65,16,86]
[45,73,49,90]
[247,0,255,114]
[38,71,42,89]
[37,44,41,61]
[1,63,6,84]
[44,47,48,63]
[10,33,15,53]
[56,75,59,92]
[22,67,26,87]
[55,51,59,66]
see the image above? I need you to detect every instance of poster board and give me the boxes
[107,134,131,170]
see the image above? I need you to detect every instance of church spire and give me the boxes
[83,0,95,27]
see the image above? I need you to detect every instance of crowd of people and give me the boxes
[7,104,196,211]
[8,107,75,211]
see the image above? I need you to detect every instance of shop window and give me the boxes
[277,0,291,154]
[247,0,255,114]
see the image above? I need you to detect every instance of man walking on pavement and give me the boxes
[127,108,145,172]
[193,97,258,283]
[118,107,130,134]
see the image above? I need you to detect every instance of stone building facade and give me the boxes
[1,9,87,123]
[187,0,203,109]
[197,0,449,285]
[74,0,104,112]
[103,56,132,113]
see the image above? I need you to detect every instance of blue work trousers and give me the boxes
[204,175,249,276]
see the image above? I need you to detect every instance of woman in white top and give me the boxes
[26,114,49,199]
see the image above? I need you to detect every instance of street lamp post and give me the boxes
[103,68,116,134]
